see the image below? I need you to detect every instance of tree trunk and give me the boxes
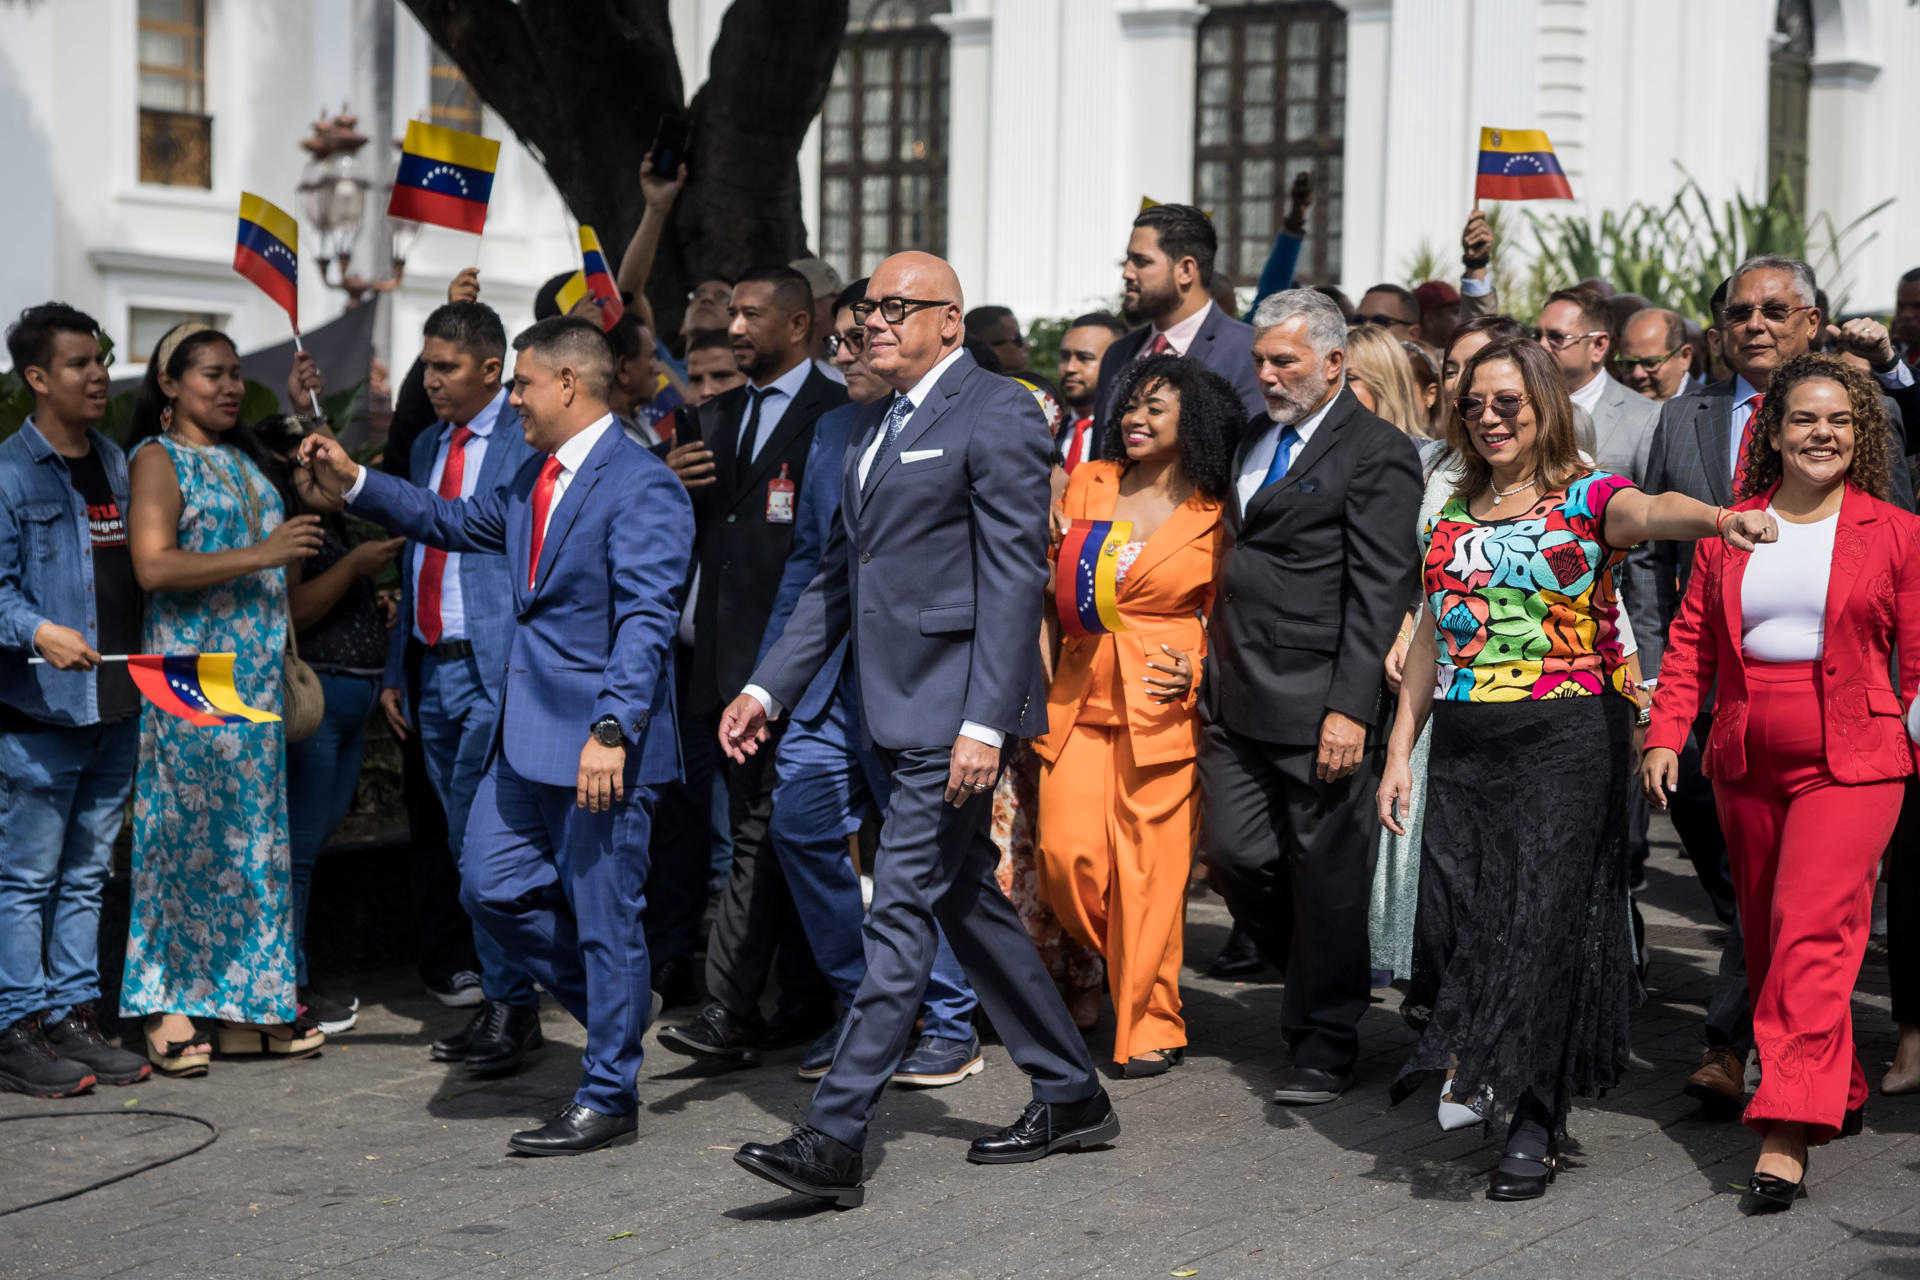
[400,0,846,341]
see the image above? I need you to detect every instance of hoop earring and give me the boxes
[160,403,173,432]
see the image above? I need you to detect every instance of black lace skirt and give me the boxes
[1389,694,1642,1135]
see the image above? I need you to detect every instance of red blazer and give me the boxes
[1645,482,1920,784]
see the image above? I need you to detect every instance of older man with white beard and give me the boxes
[1198,288,1424,1105]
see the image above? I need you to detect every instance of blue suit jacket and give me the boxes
[352,422,694,789]
[756,402,857,723]
[752,352,1052,750]
[383,405,539,701]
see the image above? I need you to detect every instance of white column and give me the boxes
[1051,0,1126,316]
[1336,0,1392,296]
[0,0,58,314]
[1805,0,1892,311]
[933,9,993,304]
[983,0,1062,317]
[1378,0,1472,292]
[1116,5,1207,226]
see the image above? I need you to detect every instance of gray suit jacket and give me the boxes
[1585,373,1660,485]
[1626,378,1912,678]
[750,350,1052,750]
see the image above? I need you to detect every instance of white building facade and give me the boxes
[2,0,1916,372]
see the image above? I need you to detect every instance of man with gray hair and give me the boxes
[1200,287,1423,1105]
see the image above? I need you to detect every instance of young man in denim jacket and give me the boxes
[0,304,152,1096]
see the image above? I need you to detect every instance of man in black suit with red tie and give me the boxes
[658,264,848,1066]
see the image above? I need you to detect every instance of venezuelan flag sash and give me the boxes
[579,226,625,331]
[127,654,280,727]
[389,120,501,235]
[1474,127,1574,202]
[234,192,299,325]
[1056,519,1132,639]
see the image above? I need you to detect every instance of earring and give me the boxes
[160,403,173,431]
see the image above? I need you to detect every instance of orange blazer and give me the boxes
[1645,482,1920,785]
[1037,461,1226,767]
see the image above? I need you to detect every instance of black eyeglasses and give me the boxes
[1348,312,1409,328]
[823,330,865,358]
[1455,393,1532,421]
[1614,347,1683,372]
[1720,302,1814,327]
[851,297,952,325]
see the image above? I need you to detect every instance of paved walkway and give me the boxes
[4,825,1916,1279]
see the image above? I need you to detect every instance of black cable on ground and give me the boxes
[0,1108,219,1217]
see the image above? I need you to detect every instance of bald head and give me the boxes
[1617,307,1693,401]
[862,252,966,390]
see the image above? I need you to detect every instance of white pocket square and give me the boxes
[900,449,944,463]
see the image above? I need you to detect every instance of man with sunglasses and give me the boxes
[1350,283,1422,344]
[1616,308,1695,403]
[963,305,1031,376]
[1629,254,1914,1119]
[1536,286,1659,485]
[720,251,1112,1206]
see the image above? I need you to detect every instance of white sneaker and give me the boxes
[427,970,484,1008]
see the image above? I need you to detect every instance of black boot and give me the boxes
[45,1004,150,1086]
[0,1014,96,1098]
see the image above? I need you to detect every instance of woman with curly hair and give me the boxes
[1033,354,1235,1075]
[1643,353,1920,1214]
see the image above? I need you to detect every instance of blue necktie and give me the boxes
[881,394,914,451]
[1261,424,1302,488]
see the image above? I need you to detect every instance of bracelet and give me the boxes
[1715,507,1735,535]
[1461,252,1490,270]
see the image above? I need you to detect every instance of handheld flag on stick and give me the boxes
[1056,519,1133,639]
[1474,128,1573,202]
[234,193,300,327]
[553,270,589,315]
[389,121,501,235]
[126,654,281,727]
[578,226,625,331]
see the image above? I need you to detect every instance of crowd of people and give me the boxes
[4,160,1920,1216]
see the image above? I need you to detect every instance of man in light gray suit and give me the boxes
[1537,286,1660,484]
[718,252,1114,1208]
[1627,254,1915,1119]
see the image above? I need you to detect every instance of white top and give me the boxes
[1234,389,1340,517]
[1568,368,1606,417]
[409,387,508,645]
[1740,506,1837,662]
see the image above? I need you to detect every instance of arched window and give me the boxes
[1767,0,1813,208]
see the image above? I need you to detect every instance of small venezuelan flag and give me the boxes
[553,269,589,315]
[127,654,281,727]
[1474,128,1574,202]
[578,226,625,331]
[389,120,501,235]
[234,193,299,326]
[1056,519,1132,639]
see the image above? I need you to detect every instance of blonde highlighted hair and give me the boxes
[1344,324,1427,438]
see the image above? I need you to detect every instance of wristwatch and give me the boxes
[591,716,625,748]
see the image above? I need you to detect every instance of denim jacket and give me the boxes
[0,418,132,726]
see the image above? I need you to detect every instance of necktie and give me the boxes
[1063,417,1092,474]
[1146,332,1173,357]
[526,454,564,591]
[414,425,474,646]
[1261,424,1302,489]
[882,394,914,450]
[735,386,769,485]
[1732,392,1764,488]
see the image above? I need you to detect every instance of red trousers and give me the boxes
[1712,661,1903,1143]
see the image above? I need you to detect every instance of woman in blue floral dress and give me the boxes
[122,324,327,1075]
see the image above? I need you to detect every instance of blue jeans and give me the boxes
[285,672,378,987]
[0,719,138,1027]
[770,675,976,1040]
[417,652,536,1006]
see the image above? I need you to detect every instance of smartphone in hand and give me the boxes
[650,113,694,182]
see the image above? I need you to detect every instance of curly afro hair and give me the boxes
[1097,353,1244,502]
[1734,352,1892,502]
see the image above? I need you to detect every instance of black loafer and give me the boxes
[1487,1149,1556,1202]
[430,1005,487,1062]
[1206,925,1268,979]
[658,1002,765,1065]
[507,1102,637,1156]
[1738,1169,1806,1215]
[966,1088,1120,1165]
[464,1001,544,1077]
[1271,1066,1351,1105]
[734,1125,866,1208]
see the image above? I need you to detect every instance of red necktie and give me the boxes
[1732,392,1764,489]
[1063,417,1092,474]
[414,425,474,645]
[526,455,564,590]
[1146,332,1173,357]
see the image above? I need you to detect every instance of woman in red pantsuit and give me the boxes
[1643,353,1920,1215]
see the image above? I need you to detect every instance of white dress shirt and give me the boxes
[1234,388,1341,516]
[1568,368,1607,418]
[408,388,507,645]
[751,345,1002,747]
[1144,301,1213,357]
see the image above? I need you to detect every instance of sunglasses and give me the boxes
[1455,393,1532,421]
[823,329,865,358]
[1540,329,1605,350]
[1720,302,1814,327]
[1348,312,1409,328]
[851,296,952,325]
[1614,347,1683,372]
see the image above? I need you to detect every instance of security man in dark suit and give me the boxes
[1200,288,1423,1107]
[658,264,848,1065]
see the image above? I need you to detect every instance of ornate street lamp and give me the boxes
[299,108,408,305]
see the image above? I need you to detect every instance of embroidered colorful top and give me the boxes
[1423,470,1636,702]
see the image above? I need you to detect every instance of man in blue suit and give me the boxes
[761,279,982,1087]
[378,301,543,1077]
[722,253,1114,1207]
[302,317,693,1156]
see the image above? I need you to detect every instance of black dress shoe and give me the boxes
[1271,1066,1351,1105]
[657,1002,764,1065]
[430,1005,487,1062]
[464,1001,544,1077]
[507,1102,637,1156]
[1206,925,1268,979]
[1738,1169,1806,1215]
[1839,1106,1863,1138]
[734,1126,866,1208]
[967,1088,1120,1165]
[651,957,699,1011]
[1487,1148,1556,1201]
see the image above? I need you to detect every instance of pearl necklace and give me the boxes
[1489,477,1536,509]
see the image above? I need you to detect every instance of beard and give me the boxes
[1263,367,1332,422]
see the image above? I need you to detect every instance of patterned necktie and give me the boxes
[1261,424,1303,488]
[415,425,474,645]
[881,394,914,451]
[1145,332,1173,357]
[526,454,564,590]
[1732,392,1765,488]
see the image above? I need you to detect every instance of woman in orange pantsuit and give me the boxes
[1035,355,1237,1077]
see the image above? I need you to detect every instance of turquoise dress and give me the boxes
[120,435,295,1023]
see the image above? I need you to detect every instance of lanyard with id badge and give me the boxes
[766,463,795,524]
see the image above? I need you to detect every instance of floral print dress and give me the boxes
[120,435,295,1023]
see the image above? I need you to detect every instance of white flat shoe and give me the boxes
[1438,1094,1481,1131]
